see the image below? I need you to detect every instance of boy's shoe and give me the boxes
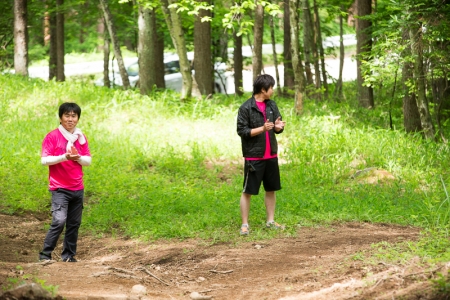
[240,224,249,236]
[63,257,77,262]
[266,221,285,230]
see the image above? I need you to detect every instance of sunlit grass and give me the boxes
[2,74,450,244]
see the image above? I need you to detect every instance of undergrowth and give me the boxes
[1,74,450,248]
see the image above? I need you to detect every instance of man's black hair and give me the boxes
[253,74,276,95]
[59,102,81,119]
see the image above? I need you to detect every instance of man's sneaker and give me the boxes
[63,257,77,262]
[39,252,52,261]
[266,221,285,230]
[240,224,249,236]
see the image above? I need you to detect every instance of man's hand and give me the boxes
[274,117,286,132]
[263,119,274,132]
[65,146,81,161]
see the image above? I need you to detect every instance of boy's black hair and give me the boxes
[253,74,276,95]
[59,102,81,119]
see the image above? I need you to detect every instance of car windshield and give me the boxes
[127,63,139,76]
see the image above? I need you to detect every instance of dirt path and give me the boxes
[0,213,443,299]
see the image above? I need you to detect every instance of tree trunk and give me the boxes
[252,2,264,81]
[313,0,327,98]
[334,5,345,100]
[14,0,28,76]
[194,1,213,96]
[103,22,110,88]
[289,0,306,114]
[270,15,281,96]
[302,0,315,88]
[355,0,373,108]
[48,1,57,80]
[401,27,421,133]
[409,25,435,140]
[283,0,295,93]
[56,0,65,81]
[138,5,156,95]
[233,31,244,96]
[161,0,201,99]
[99,0,130,89]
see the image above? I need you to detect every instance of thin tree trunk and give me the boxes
[56,0,65,81]
[99,0,130,89]
[334,4,345,100]
[14,0,28,76]
[289,0,306,114]
[47,1,57,80]
[283,0,295,93]
[302,0,314,87]
[234,31,243,96]
[356,0,373,108]
[270,15,281,96]
[161,0,201,99]
[103,22,110,88]
[252,2,264,81]
[194,1,213,95]
[409,25,435,140]
[313,0,327,98]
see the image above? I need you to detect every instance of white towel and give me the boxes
[58,124,86,152]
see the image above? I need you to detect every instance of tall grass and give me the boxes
[1,74,450,242]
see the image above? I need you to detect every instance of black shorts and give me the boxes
[242,157,281,195]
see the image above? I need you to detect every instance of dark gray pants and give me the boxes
[39,189,84,261]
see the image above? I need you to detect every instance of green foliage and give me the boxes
[2,75,450,243]
[2,265,59,296]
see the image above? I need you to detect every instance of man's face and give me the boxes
[60,111,79,132]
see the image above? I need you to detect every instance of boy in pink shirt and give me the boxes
[39,102,91,262]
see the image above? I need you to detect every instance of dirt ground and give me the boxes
[0,212,447,300]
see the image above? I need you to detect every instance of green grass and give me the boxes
[2,74,450,249]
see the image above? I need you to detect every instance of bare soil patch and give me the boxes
[0,213,445,299]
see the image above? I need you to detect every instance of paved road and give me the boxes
[27,34,357,93]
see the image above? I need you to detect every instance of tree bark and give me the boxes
[56,0,65,81]
[283,0,295,93]
[103,21,110,88]
[289,0,306,114]
[48,1,57,80]
[99,0,130,89]
[270,15,281,96]
[355,0,373,108]
[138,5,156,95]
[401,28,421,133]
[409,25,435,140]
[252,2,264,81]
[161,0,201,99]
[233,31,244,96]
[194,1,213,95]
[14,0,28,76]
[313,0,327,98]
[333,4,345,100]
[302,0,314,87]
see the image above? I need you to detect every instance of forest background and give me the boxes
[2,0,450,297]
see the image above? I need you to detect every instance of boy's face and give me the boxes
[262,86,274,99]
[60,111,79,132]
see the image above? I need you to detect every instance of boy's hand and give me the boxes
[275,117,286,131]
[66,146,81,160]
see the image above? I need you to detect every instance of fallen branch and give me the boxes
[107,266,135,275]
[209,269,233,274]
[135,267,171,286]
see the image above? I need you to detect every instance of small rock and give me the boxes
[190,291,212,300]
[130,284,147,296]
[255,244,262,249]
[197,276,206,282]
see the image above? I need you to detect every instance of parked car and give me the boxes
[95,52,230,93]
